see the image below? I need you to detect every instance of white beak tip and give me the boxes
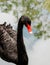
[29,31,33,34]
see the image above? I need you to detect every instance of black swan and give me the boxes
[0,16,32,65]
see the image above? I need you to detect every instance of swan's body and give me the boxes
[0,16,32,65]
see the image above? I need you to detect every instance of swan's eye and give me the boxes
[26,24,32,34]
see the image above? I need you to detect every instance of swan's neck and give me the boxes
[17,22,23,43]
[17,21,28,65]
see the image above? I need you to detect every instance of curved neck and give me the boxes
[17,22,23,43]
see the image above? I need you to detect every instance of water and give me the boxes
[0,12,50,65]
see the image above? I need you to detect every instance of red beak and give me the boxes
[26,24,32,34]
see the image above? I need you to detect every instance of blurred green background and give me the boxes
[0,0,50,39]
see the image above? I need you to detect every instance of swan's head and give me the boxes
[20,15,32,34]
